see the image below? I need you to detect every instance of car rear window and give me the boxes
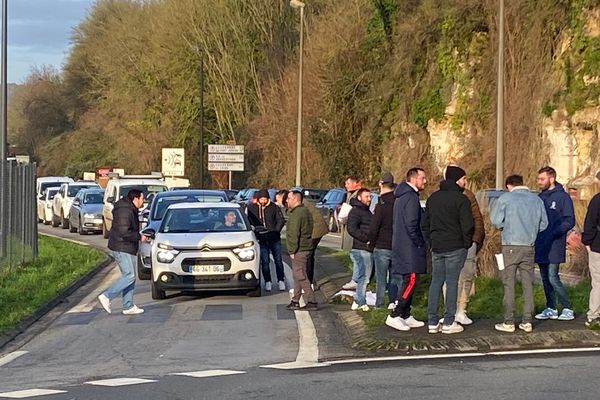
[68,185,96,197]
[118,185,167,202]
[84,193,104,204]
[160,208,248,233]
[152,195,227,220]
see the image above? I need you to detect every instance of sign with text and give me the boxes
[208,153,244,163]
[162,148,185,176]
[207,144,244,154]
[208,144,244,172]
[208,162,244,171]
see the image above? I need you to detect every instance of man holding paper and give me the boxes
[491,175,548,333]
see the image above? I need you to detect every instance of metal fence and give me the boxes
[0,160,37,270]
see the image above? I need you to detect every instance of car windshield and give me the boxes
[84,193,104,204]
[47,190,58,200]
[68,185,95,197]
[323,190,343,203]
[40,182,67,193]
[118,185,167,202]
[152,194,227,220]
[160,208,248,233]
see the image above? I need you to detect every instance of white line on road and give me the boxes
[85,378,157,387]
[170,370,246,378]
[0,389,67,398]
[0,351,28,367]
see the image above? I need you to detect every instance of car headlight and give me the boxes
[233,241,255,261]
[156,243,179,263]
[83,213,99,219]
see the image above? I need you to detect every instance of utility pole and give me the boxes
[198,57,204,188]
[290,0,305,187]
[495,0,505,189]
[0,0,8,259]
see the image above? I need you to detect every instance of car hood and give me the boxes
[81,204,103,215]
[154,231,256,250]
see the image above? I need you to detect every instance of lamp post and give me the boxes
[0,0,7,259]
[290,0,305,187]
[495,0,505,189]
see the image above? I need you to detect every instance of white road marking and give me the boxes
[0,389,67,398]
[170,370,246,378]
[66,266,119,313]
[85,378,157,386]
[0,351,28,367]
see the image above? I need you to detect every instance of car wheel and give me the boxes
[78,219,85,235]
[61,212,69,229]
[51,213,60,227]
[246,285,262,297]
[151,279,166,300]
[137,253,151,280]
[69,220,77,233]
[102,219,109,239]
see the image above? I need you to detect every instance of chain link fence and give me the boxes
[0,160,38,271]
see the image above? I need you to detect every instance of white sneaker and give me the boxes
[98,294,111,314]
[495,322,516,333]
[386,315,410,331]
[442,322,464,334]
[342,280,358,290]
[122,305,144,315]
[358,304,370,312]
[351,301,359,311]
[265,282,272,292]
[387,303,396,310]
[518,322,533,333]
[403,315,425,328]
[278,281,286,291]
[428,322,441,334]
[455,311,473,325]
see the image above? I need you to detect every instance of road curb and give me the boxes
[0,238,113,350]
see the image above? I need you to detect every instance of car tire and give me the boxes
[151,279,166,300]
[61,212,69,229]
[78,219,85,235]
[137,253,151,280]
[69,220,77,233]
[51,214,60,227]
[102,219,109,239]
[246,285,262,297]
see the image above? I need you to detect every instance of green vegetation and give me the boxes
[0,235,105,335]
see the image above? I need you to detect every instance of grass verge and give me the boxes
[0,235,105,335]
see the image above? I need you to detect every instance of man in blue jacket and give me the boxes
[385,168,427,332]
[534,166,576,321]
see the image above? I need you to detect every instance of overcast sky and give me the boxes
[7,0,94,83]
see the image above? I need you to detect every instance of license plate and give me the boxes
[191,265,225,274]
[93,219,103,224]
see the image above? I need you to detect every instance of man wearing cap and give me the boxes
[247,189,286,292]
[367,172,397,308]
[582,170,600,328]
[422,166,474,334]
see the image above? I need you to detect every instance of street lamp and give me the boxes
[290,0,305,187]
[495,0,505,189]
[0,0,7,259]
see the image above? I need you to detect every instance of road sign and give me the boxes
[208,153,244,163]
[207,144,244,154]
[162,148,185,176]
[208,162,244,171]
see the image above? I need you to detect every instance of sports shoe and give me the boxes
[342,280,358,290]
[495,322,516,333]
[535,308,558,320]
[558,308,575,321]
[386,315,410,331]
[300,302,318,311]
[387,303,396,310]
[351,301,359,311]
[403,316,425,328]
[122,305,144,315]
[586,318,600,329]
[286,301,301,310]
[428,322,441,334]
[265,282,272,292]
[278,281,286,291]
[442,322,464,334]
[518,322,533,333]
[455,311,473,325]
[358,304,370,312]
[97,294,111,314]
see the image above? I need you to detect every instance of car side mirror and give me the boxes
[73,198,80,206]
[107,196,115,203]
[38,194,44,200]
[141,228,156,240]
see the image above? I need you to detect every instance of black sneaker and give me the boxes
[300,302,318,311]
[286,301,301,310]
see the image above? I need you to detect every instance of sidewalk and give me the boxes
[313,248,600,355]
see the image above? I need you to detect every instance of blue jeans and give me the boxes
[260,240,285,283]
[538,263,571,309]
[105,251,137,310]
[351,249,373,306]
[428,248,467,326]
[373,248,394,308]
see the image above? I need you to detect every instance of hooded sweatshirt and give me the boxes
[391,182,426,275]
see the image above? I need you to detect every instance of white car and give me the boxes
[36,177,73,222]
[38,187,60,225]
[52,181,99,229]
[142,203,262,300]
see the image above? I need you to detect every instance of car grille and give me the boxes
[181,258,232,273]
[193,274,234,283]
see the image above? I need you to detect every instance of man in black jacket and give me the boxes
[247,189,286,292]
[347,188,373,311]
[422,166,474,334]
[583,170,600,328]
[367,172,396,308]
[98,189,146,315]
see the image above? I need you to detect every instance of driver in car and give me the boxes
[215,211,242,230]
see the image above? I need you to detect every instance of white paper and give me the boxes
[495,253,505,271]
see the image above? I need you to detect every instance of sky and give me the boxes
[7,0,94,83]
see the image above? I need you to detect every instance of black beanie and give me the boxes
[255,189,270,200]
[445,166,466,182]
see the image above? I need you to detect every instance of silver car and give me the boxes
[68,188,105,234]
[142,203,262,300]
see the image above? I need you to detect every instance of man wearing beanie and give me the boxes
[422,165,474,334]
[582,170,600,328]
[247,189,286,292]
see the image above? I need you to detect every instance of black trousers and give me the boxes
[306,237,322,284]
[391,273,418,319]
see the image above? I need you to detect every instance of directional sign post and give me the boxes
[208,144,244,190]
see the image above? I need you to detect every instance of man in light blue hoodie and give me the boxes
[491,175,548,333]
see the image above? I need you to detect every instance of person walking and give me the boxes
[304,197,329,287]
[367,172,397,309]
[385,168,428,332]
[491,175,548,333]
[582,170,600,328]
[347,188,374,311]
[97,189,146,315]
[285,191,317,311]
[247,189,286,292]
[534,166,576,321]
[341,175,363,290]
[422,166,474,334]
